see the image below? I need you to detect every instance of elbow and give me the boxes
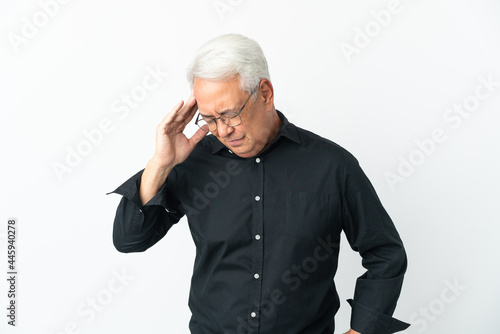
[112,233,148,253]
[113,238,133,253]
[362,243,408,279]
[398,245,408,276]
[387,242,408,277]
[113,241,133,253]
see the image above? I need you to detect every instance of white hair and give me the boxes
[186,34,271,95]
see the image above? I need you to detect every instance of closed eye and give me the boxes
[201,117,216,122]
[218,109,238,115]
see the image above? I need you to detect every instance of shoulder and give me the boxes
[293,125,359,165]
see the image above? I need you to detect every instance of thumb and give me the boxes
[189,126,209,147]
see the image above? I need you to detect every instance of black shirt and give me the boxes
[109,110,410,334]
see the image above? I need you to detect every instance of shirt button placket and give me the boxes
[250,155,264,331]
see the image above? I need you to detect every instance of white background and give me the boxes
[1,0,499,333]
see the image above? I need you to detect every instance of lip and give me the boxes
[227,137,244,146]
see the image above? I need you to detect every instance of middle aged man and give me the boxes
[109,34,410,334]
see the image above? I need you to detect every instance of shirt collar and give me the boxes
[210,109,300,155]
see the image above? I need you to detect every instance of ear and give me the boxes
[259,79,274,107]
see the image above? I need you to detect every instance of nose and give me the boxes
[216,119,234,138]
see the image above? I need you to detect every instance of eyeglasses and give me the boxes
[195,86,259,132]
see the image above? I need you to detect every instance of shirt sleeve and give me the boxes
[106,168,185,253]
[340,150,410,334]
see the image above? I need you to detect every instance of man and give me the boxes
[109,34,410,334]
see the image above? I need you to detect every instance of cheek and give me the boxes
[239,113,263,141]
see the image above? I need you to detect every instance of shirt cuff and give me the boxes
[106,169,145,209]
[106,169,180,213]
[347,299,410,334]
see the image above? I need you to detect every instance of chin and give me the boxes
[231,146,252,157]
[234,146,264,158]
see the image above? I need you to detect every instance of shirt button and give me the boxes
[228,150,233,154]
[254,273,259,279]
[255,196,261,201]
[255,234,261,240]
[138,209,142,213]
[251,312,257,318]
[256,158,261,163]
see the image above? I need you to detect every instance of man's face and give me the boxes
[193,76,278,158]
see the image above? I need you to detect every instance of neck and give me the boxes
[258,109,282,155]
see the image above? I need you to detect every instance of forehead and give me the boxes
[194,77,244,115]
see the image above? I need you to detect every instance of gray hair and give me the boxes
[186,34,271,95]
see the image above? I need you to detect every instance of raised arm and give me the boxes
[109,92,207,253]
[140,92,207,205]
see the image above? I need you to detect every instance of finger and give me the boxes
[160,100,198,136]
[180,100,199,128]
[158,100,192,135]
[159,100,184,127]
[188,126,209,147]
[173,91,197,122]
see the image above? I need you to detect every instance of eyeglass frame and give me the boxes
[195,85,259,132]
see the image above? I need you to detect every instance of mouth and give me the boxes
[227,136,244,146]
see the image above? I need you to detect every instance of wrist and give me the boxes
[149,156,175,172]
[143,158,174,189]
